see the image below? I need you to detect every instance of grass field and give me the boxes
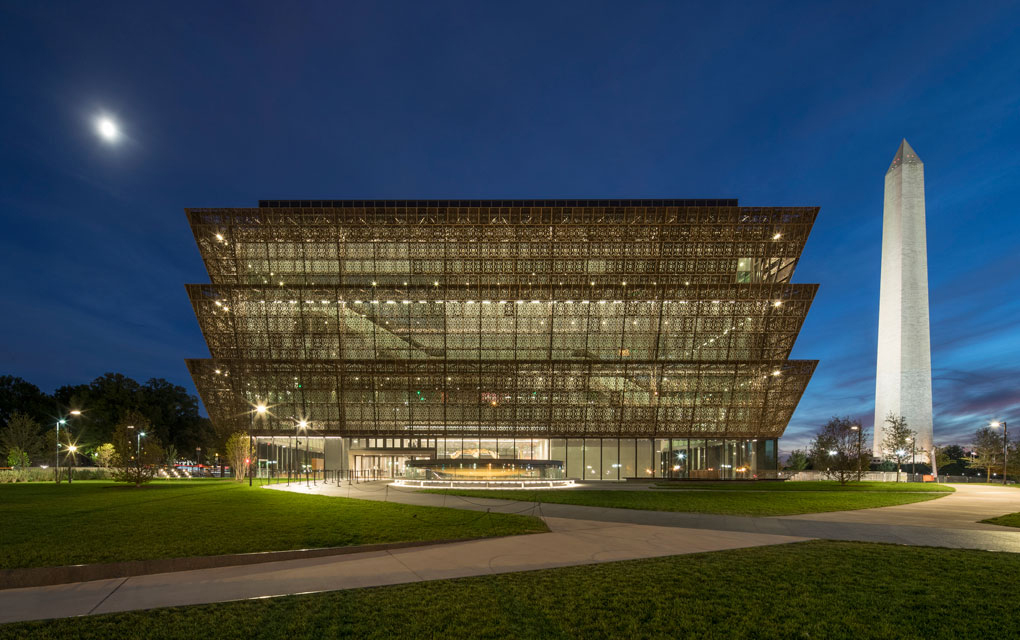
[653,480,954,492]
[0,481,547,569]
[982,512,1020,527]
[2,540,1016,640]
[423,483,952,516]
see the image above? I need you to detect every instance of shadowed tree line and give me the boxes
[1,373,222,469]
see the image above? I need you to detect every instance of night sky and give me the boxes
[2,1,1017,452]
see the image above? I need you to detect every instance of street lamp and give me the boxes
[55,410,83,484]
[911,434,917,476]
[290,417,310,488]
[66,445,78,484]
[990,421,1008,485]
[250,403,267,486]
[55,419,66,484]
[850,424,863,479]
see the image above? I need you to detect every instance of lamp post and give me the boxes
[55,419,66,484]
[66,445,77,484]
[990,421,1008,485]
[56,409,83,484]
[911,434,916,477]
[850,424,862,480]
[290,417,310,488]
[251,403,267,486]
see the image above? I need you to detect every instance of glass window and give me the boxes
[689,439,705,475]
[736,257,753,283]
[671,439,688,478]
[636,439,653,477]
[550,439,566,467]
[567,438,583,479]
[707,439,724,479]
[602,439,619,481]
[584,439,601,480]
[654,439,670,478]
[619,439,636,478]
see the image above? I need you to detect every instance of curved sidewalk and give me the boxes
[0,517,804,624]
[279,481,1020,552]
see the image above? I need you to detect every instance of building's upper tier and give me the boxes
[187,203,817,287]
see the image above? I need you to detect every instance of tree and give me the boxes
[809,416,872,485]
[110,411,163,487]
[7,447,30,469]
[164,443,179,468]
[933,445,951,476]
[1007,438,1020,482]
[2,411,45,465]
[881,414,915,482]
[0,376,53,428]
[785,450,808,471]
[968,427,1003,482]
[941,444,967,461]
[224,432,253,483]
[93,443,116,468]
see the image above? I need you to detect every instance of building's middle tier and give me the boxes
[188,282,816,362]
[187,358,817,439]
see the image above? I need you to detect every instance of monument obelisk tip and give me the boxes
[888,138,922,173]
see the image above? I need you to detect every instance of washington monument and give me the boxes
[874,139,933,459]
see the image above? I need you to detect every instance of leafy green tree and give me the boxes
[164,443,179,468]
[224,432,253,482]
[933,445,951,475]
[111,411,163,487]
[881,414,915,482]
[941,444,966,461]
[810,417,872,485]
[785,450,808,471]
[0,376,53,428]
[2,411,45,464]
[7,447,30,469]
[968,427,1003,482]
[93,443,116,468]
[1007,438,1020,482]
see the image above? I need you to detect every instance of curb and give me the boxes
[0,537,487,590]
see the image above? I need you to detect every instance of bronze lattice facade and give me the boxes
[186,199,817,478]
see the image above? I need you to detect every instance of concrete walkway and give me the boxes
[0,517,805,624]
[777,483,1018,530]
[270,480,1020,551]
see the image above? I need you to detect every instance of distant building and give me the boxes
[874,141,934,459]
[186,199,818,480]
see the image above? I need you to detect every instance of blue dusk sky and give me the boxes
[1,1,1017,452]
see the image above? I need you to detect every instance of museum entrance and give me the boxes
[353,454,410,480]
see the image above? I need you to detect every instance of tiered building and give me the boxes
[186,199,817,480]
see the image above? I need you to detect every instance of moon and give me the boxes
[95,116,120,143]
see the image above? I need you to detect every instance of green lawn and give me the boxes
[3,540,1017,640]
[423,484,951,516]
[981,512,1020,528]
[653,480,954,492]
[0,481,547,570]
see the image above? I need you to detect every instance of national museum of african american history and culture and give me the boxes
[186,199,817,482]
